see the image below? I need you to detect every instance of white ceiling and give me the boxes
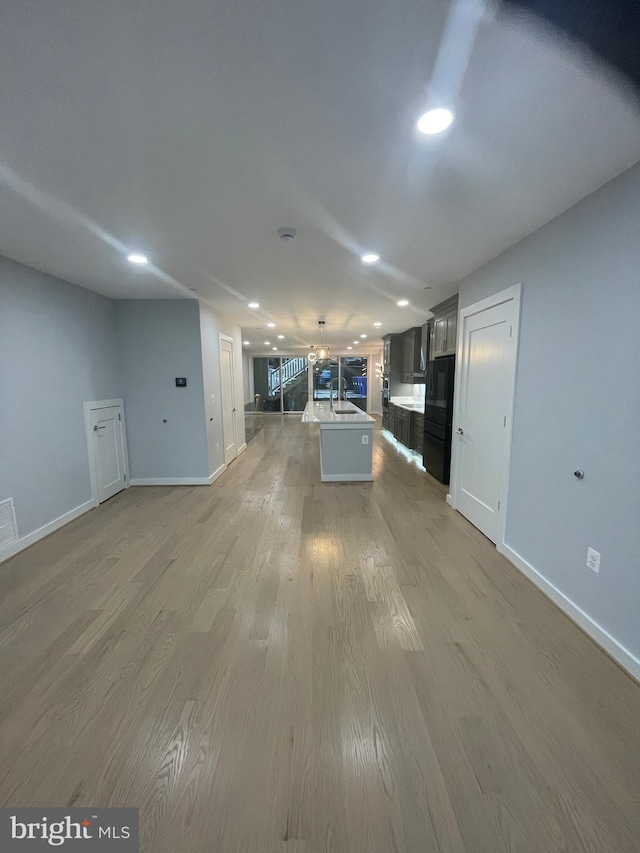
[1,0,639,353]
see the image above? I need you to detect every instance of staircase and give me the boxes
[268,357,307,396]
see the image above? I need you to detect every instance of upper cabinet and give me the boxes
[401,327,423,382]
[429,295,458,358]
[382,333,403,379]
[420,322,430,370]
[383,335,391,370]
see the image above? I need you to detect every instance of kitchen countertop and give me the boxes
[301,400,375,428]
[390,401,425,413]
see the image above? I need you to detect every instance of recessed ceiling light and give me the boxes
[264,341,270,345]
[127,253,148,265]
[248,302,260,309]
[353,340,359,345]
[277,334,284,339]
[243,341,250,345]
[361,253,380,264]
[272,347,278,351]
[397,299,409,307]
[417,108,453,135]
[347,346,352,350]
[267,322,275,328]
[373,322,382,327]
[360,334,367,338]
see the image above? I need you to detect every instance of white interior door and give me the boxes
[220,337,238,464]
[452,287,520,543]
[90,404,127,502]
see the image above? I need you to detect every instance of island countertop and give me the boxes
[301,400,375,428]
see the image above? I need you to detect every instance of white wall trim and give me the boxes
[320,473,374,482]
[237,443,247,456]
[449,282,522,546]
[0,499,95,564]
[209,463,227,484]
[129,477,216,487]
[498,541,640,683]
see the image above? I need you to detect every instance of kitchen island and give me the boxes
[301,400,375,482]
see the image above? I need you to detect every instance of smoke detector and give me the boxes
[277,227,296,241]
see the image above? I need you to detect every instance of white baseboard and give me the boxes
[237,443,247,456]
[320,474,374,482]
[128,465,229,488]
[130,476,215,486]
[0,499,95,564]
[208,463,227,485]
[498,541,640,683]
[446,493,453,506]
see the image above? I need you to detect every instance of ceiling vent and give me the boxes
[277,227,296,241]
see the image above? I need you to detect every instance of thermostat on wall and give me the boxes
[175,377,187,387]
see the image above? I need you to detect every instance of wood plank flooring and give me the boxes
[1,417,639,852]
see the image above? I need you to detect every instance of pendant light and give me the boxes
[316,320,330,360]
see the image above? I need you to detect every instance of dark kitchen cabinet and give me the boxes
[388,405,425,454]
[402,327,423,382]
[420,322,430,369]
[383,334,404,382]
[387,403,397,436]
[412,412,424,455]
[394,406,412,447]
[429,295,458,358]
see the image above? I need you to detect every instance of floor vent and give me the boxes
[0,498,19,550]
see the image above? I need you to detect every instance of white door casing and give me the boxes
[450,284,521,545]
[83,399,129,505]
[219,336,238,465]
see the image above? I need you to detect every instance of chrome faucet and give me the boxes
[329,377,347,411]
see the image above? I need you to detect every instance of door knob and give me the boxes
[93,425,106,431]
[456,427,464,435]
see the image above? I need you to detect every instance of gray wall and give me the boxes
[0,256,120,538]
[457,163,640,659]
[116,300,209,480]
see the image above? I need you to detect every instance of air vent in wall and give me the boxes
[0,498,19,550]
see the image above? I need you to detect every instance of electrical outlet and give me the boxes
[361,434,369,445]
[586,547,601,573]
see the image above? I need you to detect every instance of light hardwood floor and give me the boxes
[1,417,639,852]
